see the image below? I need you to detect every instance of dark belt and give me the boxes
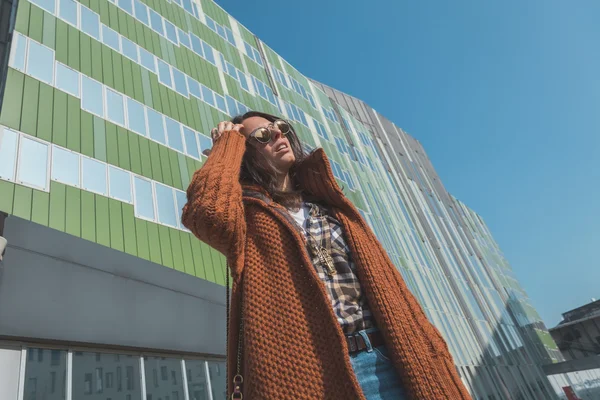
[346,330,384,354]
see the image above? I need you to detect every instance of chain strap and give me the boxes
[227,269,245,399]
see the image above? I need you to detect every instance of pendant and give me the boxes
[318,248,336,277]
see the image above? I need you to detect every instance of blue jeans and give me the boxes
[349,328,407,399]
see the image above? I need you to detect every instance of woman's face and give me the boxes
[241,116,296,174]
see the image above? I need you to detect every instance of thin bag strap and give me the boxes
[227,268,245,399]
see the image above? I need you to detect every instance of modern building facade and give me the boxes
[0,0,578,398]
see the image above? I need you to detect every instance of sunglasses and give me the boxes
[248,119,292,144]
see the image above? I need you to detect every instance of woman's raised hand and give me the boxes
[211,121,245,143]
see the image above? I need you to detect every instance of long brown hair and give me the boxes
[231,111,306,209]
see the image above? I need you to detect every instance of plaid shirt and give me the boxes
[291,202,374,335]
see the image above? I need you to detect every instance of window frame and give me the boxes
[55,62,80,97]
[0,127,20,182]
[80,155,108,196]
[80,75,105,118]
[133,175,156,222]
[58,0,79,28]
[108,165,133,204]
[104,87,126,127]
[25,39,55,86]
[51,144,81,188]
[16,135,51,192]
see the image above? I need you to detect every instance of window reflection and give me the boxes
[139,48,156,72]
[149,9,164,35]
[147,109,166,144]
[126,98,147,137]
[109,166,132,203]
[23,348,66,400]
[185,360,209,400]
[187,77,201,99]
[175,190,187,229]
[155,183,177,227]
[106,89,125,126]
[144,356,185,400]
[165,118,183,152]
[157,60,172,87]
[172,69,188,97]
[134,0,149,25]
[55,63,80,97]
[201,85,214,106]
[51,146,79,187]
[207,361,226,400]
[18,137,48,190]
[59,0,78,26]
[178,29,190,48]
[122,37,138,62]
[182,127,199,159]
[26,40,54,85]
[190,34,204,57]
[0,128,18,181]
[197,134,212,155]
[164,20,178,44]
[117,0,133,15]
[102,25,121,52]
[214,94,227,114]
[81,6,100,40]
[30,0,55,14]
[9,33,27,71]
[81,157,107,195]
[134,176,155,220]
[201,42,215,64]
[81,76,104,117]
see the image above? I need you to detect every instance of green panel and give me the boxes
[65,185,81,237]
[122,58,135,98]
[189,238,205,279]
[13,0,30,34]
[48,181,66,231]
[20,76,39,136]
[98,0,109,25]
[80,112,94,158]
[169,228,184,273]
[200,241,215,283]
[101,46,114,87]
[131,63,145,103]
[42,12,56,49]
[0,69,24,130]
[147,221,162,264]
[80,35,92,77]
[81,190,96,242]
[28,5,43,42]
[179,232,196,276]
[95,195,111,247]
[109,199,124,252]
[105,123,119,166]
[134,218,151,261]
[67,25,80,70]
[93,117,107,162]
[36,83,54,142]
[178,153,190,188]
[112,51,125,93]
[116,127,131,170]
[158,146,173,186]
[122,204,137,256]
[31,190,50,226]
[138,137,153,178]
[148,142,163,182]
[12,185,32,220]
[107,1,119,30]
[158,225,174,268]
[0,181,15,213]
[66,95,81,152]
[140,68,154,108]
[128,132,142,175]
[168,150,182,190]
[52,89,68,147]
[90,40,103,81]
[210,248,226,286]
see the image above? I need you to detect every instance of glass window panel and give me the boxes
[187,77,201,99]
[106,89,125,126]
[146,108,166,144]
[121,37,138,62]
[134,0,149,25]
[59,0,77,26]
[73,352,141,399]
[182,127,199,159]
[144,357,184,400]
[253,49,263,66]
[181,0,193,15]
[134,176,154,220]
[197,133,211,154]
[201,85,214,106]
[0,128,18,181]
[102,25,120,52]
[185,359,209,400]
[149,10,164,35]
[205,16,216,31]
[165,117,183,152]
[81,6,100,40]
[216,24,225,38]
[139,48,156,72]
[244,42,253,58]
[109,166,132,203]
[26,40,54,85]
[164,20,178,44]
[157,59,172,87]
[225,28,235,45]
[81,157,107,195]
[238,72,249,91]
[30,0,55,14]
[225,96,237,117]
[51,146,79,186]
[178,28,190,48]
[214,94,227,114]
[207,361,226,400]
[201,41,214,64]
[117,0,133,15]
[190,34,204,57]
[126,98,147,136]
[23,348,66,400]
[18,137,48,190]
[172,68,188,97]
[9,33,27,71]
[55,63,79,97]
[225,62,236,77]
[155,183,177,226]
[81,76,104,117]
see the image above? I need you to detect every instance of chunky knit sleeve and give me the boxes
[182,130,247,277]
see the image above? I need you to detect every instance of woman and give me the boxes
[182,111,471,399]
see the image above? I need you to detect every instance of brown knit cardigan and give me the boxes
[182,130,472,400]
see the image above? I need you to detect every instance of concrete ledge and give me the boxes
[544,356,600,375]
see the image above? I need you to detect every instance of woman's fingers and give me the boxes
[212,121,244,143]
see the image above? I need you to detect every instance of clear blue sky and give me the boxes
[216,0,600,327]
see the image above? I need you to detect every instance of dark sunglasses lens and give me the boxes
[253,127,271,143]
[274,120,291,135]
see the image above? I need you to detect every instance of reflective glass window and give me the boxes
[216,24,225,39]
[30,0,55,14]
[73,352,141,399]
[23,348,66,400]
[134,176,154,220]
[155,183,177,227]
[149,10,164,35]
[201,41,215,64]
[26,40,54,85]
[308,93,317,108]
[18,137,48,190]
[121,37,138,62]
[214,94,227,114]
[165,117,183,152]
[117,0,133,15]
[0,128,18,181]
[205,16,216,31]
[225,27,235,45]
[197,133,211,154]
[190,34,204,57]
[146,108,166,144]
[184,359,209,400]
[182,127,199,159]
[9,33,27,71]
[109,166,132,203]
[157,59,172,87]
[126,98,147,136]
[139,48,156,72]
[187,77,201,98]
[181,0,193,15]
[225,62,236,77]
[244,42,253,58]
[81,157,107,195]
[81,6,100,40]
[253,49,263,66]
[201,85,214,106]
[164,20,178,44]
[55,63,79,97]
[225,96,237,117]
[207,361,226,400]
[81,76,104,117]
[144,357,184,400]
[102,25,121,52]
[106,89,125,126]
[178,28,190,48]
[51,146,79,187]
[134,0,149,25]
[238,71,249,91]
[172,68,188,97]
[59,0,77,26]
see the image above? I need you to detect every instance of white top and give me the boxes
[288,204,310,229]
